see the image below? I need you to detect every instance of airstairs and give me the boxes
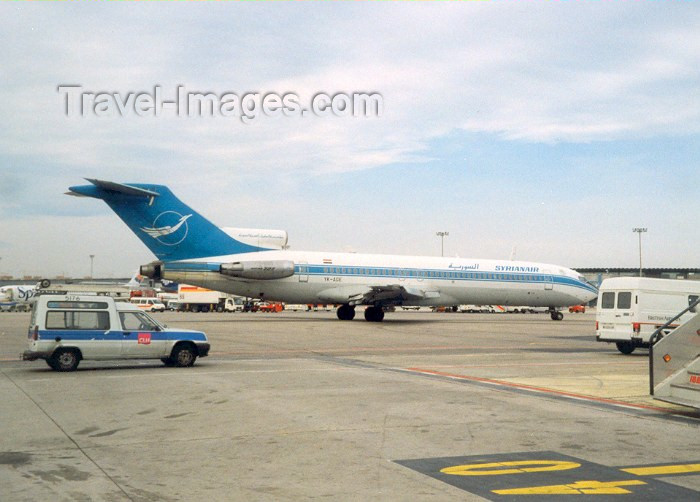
[650,298,700,409]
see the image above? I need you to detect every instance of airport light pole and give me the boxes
[436,231,449,257]
[632,228,647,277]
[89,254,95,279]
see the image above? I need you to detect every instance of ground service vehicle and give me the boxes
[129,297,166,312]
[177,285,238,312]
[22,294,210,371]
[596,277,700,354]
[285,304,308,311]
[569,304,586,313]
[258,302,284,312]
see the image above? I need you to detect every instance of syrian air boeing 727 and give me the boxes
[68,179,597,322]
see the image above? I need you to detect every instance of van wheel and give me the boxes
[46,359,58,370]
[616,342,635,355]
[171,345,197,367]
[161,357,175,367]
[50,348,80,371]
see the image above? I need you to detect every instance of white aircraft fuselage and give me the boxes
[0,285,37,309]
[159,250,596,308]
[68,179,598,322]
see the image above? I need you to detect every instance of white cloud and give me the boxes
[2,3,699,175]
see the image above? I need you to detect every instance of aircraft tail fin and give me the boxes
[125,269,146,288]
[68,179,264,261]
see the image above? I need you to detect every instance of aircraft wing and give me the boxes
[317,284,440,305]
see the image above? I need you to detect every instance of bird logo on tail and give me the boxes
[140,212,192,246]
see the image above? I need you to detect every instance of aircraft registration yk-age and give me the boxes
[67,179,598,322]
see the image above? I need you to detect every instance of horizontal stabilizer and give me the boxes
[84,178,161,198]
[67,179,160,199]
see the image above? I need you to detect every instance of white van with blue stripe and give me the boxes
[23,295,210,371]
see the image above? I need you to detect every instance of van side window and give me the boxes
[46,311,110,330]
[617,292,632,309]
[119,312,158,331]
[601,292,615,309]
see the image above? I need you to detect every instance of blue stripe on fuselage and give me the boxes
[298,264,596,293]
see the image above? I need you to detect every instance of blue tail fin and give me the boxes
[68,179,263,261]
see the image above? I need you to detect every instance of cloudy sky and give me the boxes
[1,2,698,278]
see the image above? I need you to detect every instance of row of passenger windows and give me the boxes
[319,267,544,281]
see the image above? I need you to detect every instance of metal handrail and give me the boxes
[649,296,700,395]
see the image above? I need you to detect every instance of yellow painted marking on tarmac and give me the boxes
[493,480,647,495]
[622,463,700,476]
[441,460,580,476]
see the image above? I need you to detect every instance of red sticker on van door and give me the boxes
[138,333,151,345]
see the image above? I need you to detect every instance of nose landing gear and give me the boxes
[549,309,564,321]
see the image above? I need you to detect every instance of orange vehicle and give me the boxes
[568,305,586,313]
[258,302,284,313]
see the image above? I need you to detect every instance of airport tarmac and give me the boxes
[1,309,698,501]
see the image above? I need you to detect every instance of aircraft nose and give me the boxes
[584,289,598,303]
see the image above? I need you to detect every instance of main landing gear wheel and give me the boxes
[550,311,564,321]
[337,304,356,321]
[364,306,385,322]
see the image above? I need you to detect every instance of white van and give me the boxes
[596,277,700,354]
[130,297,166,312]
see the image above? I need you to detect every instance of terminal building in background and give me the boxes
[576,268,700,286]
